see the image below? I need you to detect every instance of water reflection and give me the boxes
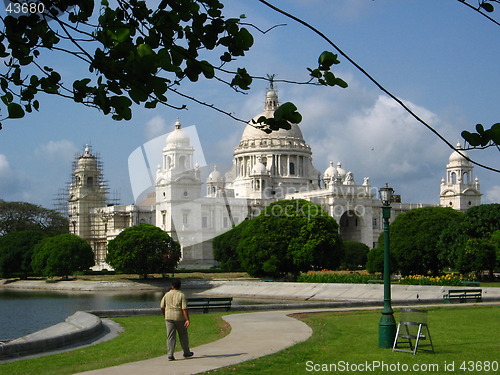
[0,288,310,341]
[0,288,197,341]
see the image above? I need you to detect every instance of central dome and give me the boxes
[241,120,305,141]
[240,88,305,142]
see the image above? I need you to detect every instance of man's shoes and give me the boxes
[183,352,194,358]
[168,356,175,361]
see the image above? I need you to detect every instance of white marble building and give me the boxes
[68,86,482,270]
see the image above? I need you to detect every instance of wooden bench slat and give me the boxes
[187,297,232,313]
[443,289,482,303]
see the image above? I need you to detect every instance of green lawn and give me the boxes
[0,312,230,375]
[1,306,498,375]
[202,305,499,375]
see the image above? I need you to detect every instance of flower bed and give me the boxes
[398,273,476,286]
[297,270,375,284]
[298,271,477,286]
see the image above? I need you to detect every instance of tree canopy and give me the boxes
[0,0,344,134]
[236,199,343,278]
[0,0,497,170]
[0,229,46,278]
[341,241,370,270]
[0,200,68,235]
[106,223,181,278]
[212,218,250,271]
[31,233,94,278]
[389,206,464,276]
[439,204,500,277]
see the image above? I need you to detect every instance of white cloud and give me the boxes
[289,84,455,203]
[485,185,500,204]
[0,154,25,201]
[144,115,169,140]
[34,140,78,161]
[0,154,11,175]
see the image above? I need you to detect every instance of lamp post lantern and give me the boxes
[378,183,396,348]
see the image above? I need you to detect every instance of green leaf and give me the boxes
[318,51,339,69]
[480,2,494,12]
[335,78,348,88]
[145,100,158,109]
[128,87,149,104]
[1,92,13,105]
[323,71,337,86]
[487,123,500,144]
[274,102,302,125]
[200,60,215,79]
[461,130,482,146]
[220,52,232,62]
[308,68,321,79]
[114,28,132,43]
[7,102,25,118]
[0,78,8,92]
[137,43,154,57]
[237,28,254,50]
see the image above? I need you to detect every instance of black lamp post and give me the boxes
[378,183,396,348]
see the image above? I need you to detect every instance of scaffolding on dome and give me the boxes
[54,146,120,268]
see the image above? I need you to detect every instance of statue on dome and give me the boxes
[267,74,276,90]
[344,171,355,185]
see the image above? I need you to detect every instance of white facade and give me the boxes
[439,143,482,211]
[69,87,481,269]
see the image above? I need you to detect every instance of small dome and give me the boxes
[336,162,346,178]
[449,142,470,165]
[323,161,337,180]
[251,158,268,175]
[207,165,224,183]
[166,119,190,147]
[265,89,278,106]
[77,145,97,169]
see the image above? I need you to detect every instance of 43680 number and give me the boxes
[6,1,45,15]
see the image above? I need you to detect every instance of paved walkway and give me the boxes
[75,302,499,375]
[75,309,314,375]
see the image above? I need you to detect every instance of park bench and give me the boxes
[443,289,482,303]
[187,297,233,313]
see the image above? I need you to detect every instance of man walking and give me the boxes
[160,279,194,361]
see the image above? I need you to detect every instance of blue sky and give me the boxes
[0,0,498,209]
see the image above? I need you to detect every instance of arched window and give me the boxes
[289,162,295,175]
[179,155,186,170]
[463,172,469,184]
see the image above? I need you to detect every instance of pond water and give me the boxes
[0,288,194,341]
[0,288,305,341]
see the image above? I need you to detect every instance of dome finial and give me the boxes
[267,74,275,90]
[265,74,279,111]
[83,144,92,157]
[175,118,181,130]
